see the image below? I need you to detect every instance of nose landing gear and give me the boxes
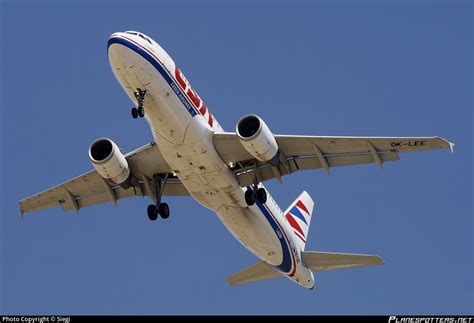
[131,88,147,119]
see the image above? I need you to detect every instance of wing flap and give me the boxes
[19,170,102,214]
[61,178,189,212]
[62,186,137,212]
[301,251,384,272]
[227,261,281,286]
[276,135,453,156]
[235,152,399,187]
[19,142,189,215]
[291,151,400,170]
[213,132,452,187]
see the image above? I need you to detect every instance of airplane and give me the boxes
[19,30,454,289]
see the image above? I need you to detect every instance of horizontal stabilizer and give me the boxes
[227,261,281,286]
[301,251,383,272]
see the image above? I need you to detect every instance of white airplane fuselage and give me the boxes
[107,32,314,288]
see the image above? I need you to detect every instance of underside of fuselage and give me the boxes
[107,32,315,289]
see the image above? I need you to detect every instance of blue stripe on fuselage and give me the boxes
[107,37,197,117]
[254,198,293,274]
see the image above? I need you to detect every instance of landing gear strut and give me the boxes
[147,174,170,221]
[131,88,147,119]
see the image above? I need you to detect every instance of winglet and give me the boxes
[449,141,455,154]
[19,206,25,220]
[435,136,455,153]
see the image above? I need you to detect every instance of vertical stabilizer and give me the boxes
[283,191,314,250]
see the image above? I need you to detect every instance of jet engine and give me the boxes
[89,138,131,186]
[236,114,279,162]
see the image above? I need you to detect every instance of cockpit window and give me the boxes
[124,31,152,45]
[138,33,152,45]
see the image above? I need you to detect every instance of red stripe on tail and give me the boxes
[285,213,305,237]
[296,200,310,216]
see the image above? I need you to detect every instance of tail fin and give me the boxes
[283,191,314,249]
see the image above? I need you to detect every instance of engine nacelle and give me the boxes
[236,114,279,162]
[89,138,130,186]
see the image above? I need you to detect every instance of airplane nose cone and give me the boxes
[110,31,123,39]
[107,34,133,70]
[108,32,123,50]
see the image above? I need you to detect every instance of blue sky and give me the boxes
[1,0,472,315]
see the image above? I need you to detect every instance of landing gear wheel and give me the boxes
[158,203,170,219]
[147,174,171,221]
[245,188,255,206]
[147,204,158,221]
[256,188,267,204]
[138,106,145,118]
[131,107,139,119]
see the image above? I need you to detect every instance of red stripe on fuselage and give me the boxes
[199,104,207,115]
[175,66,187,90]
[208,112,213,127]
[117,35,208,119]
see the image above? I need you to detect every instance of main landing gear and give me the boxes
[147,203,170,221]
[131,88,147,119]
[244,163,267,206]
[245,186,267,206]
[147,174,170,221]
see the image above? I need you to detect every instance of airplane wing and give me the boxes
[227,261,281,286]
[19,142,189,215]
[213,133,454,187]
[301,251,384,272]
